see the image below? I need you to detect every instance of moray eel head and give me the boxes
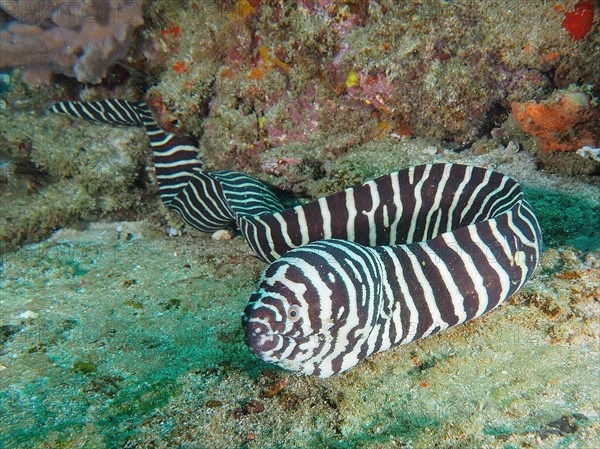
[242,241,375,377]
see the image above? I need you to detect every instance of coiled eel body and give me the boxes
[51,99,542,377]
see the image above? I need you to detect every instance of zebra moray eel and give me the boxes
[51,98,284,234]
[51,99,542,377]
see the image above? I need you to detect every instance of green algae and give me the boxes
[524,187,600,251]
[97,378,180,441]
[71,360,96,375]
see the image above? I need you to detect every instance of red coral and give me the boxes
[171,61,188,74]
[562,1,595,40]
[161,26,181,39]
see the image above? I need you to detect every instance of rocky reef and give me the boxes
[0,1,599,447]
[1,0,599,250]
[146,0,599,180]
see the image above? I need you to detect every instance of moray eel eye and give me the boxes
[287,305,301,322]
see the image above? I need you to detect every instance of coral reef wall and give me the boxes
[0,0,599,248]
[146,0,598,183]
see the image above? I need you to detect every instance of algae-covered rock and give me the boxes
[0,106,153,250]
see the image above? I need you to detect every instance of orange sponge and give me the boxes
[511,91,597,153]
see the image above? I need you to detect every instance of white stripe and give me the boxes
[240,218,269,261]
[345,188,357,241]
[300,244,365,374]
[506,207,538,250]
[487,183,520,218]
[446,166,472,232]
[471,175,508,223]
[419,240,467,323]
[423,164,450,239]
[104,100,129,123]
[441,231,488,319]
[150,133,175,147]
[171,197,220,230]
[380,246,418,344]
[274,214,297,251]
[406,165,432,243]
[488,219,513,261]
[186,180,229,221]
[404,246,448,336]
[66,102,83,118]
[254,216,280,259]
[432,207,443,238]
[318,197,332,239]
[294,207,310,245]
[388,172,403,245]
[87,102,106,116]
[467,225,510,315]
[156,171,192,180]
[459,169,492,223]
[361,181,380,246]
[154,159,199,169]
[408,166,416,184]
[153,145,198,157]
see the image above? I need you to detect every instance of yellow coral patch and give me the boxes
[345,70,358,88]
[236,0,255,18]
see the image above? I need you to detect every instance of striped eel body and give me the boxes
[51,99,542,377]
[51,99,284,233]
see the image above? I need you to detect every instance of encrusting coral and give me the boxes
[0,0,143,86]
